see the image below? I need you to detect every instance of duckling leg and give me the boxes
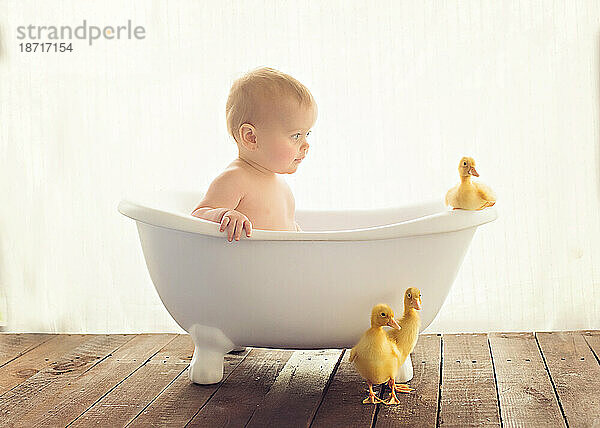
[384,378,401,405]
[362,383,383,404]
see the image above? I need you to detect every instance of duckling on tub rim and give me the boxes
[118,190,497,384]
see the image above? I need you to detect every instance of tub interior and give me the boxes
[143,190,447,232]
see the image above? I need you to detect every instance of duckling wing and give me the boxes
[390,341,401,360]
[475,181,496,201]
[445,185,458,206]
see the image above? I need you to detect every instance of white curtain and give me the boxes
[1,0,599,333]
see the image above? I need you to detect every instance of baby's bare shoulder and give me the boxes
[197,163,251,207]
[220,162,258,188]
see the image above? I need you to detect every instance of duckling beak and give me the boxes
[387,318,401,330]
[413,299,422,310]
[469,167,479,177]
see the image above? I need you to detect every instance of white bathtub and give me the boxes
[118,190,497,384]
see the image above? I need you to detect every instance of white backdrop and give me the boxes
[1,0,599,333]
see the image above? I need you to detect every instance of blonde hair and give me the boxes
[226,67,316,143]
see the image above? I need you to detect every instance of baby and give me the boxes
[191,67,317,242]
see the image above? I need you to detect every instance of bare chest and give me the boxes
[236,179,296,231]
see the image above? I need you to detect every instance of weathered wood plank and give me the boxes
[310,349,380,428]
[186,348,294,427]
[0,331,596,426]
[488,332,565,427]
[68,334,193,427]
[536,331,600,427]
[438,333,501,427]
[0,334,89,396]
[21,334,177,427]
[128,344,250,427]
[0,333,53,368]
[245,349,343,427]
[582,330,600,362]
[0,334,135,426]
[374,334,441,428]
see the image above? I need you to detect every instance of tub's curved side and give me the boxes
[132,220,478,349]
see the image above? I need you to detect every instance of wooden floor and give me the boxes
[0,332,599,427]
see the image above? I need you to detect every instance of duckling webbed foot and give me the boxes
[388,378,413,393]
[362,384,383,404]
[394,383,414,393]
[478,201,495,209]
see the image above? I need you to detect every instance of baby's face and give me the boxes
[252,97,317,174]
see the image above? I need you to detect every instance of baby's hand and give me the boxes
[220,210,252,242]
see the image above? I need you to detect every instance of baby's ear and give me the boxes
[239,123,257,149]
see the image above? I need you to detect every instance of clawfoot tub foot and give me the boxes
[395,354,414,383]
[188,324,235,385]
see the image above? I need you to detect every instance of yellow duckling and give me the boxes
[445,156,496,210]
[386,287,422,394]
[349,304,403,405]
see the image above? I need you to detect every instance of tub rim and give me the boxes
[118,191,498,241]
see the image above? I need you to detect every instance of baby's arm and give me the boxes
[191,171,252,241]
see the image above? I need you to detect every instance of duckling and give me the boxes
[445,156,496,210]
[349,304,404,405]
[386,287,422,394]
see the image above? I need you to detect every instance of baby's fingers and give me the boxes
[244,220,252,237]
[233,219,244,241]
[227,219,237,242]
[220,216,230,232]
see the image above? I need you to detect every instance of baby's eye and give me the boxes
[291,133,301,140]
[306,131,311,137]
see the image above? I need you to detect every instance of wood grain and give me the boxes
[128,338,250,427]
[489,332,565,427]
[438,333,501,427]
[0,334,88,395]
[245,349,343,427]
[375,334,441,428]
[25,334,176,427]
[0,332,597,427]
[186,348,294,427]
[536,331,600,428]
[68,334,191,427]
[0,334,135,426]
[0,334,53,368]
[311,349,380,428]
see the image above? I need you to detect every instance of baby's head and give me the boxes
[226,67,317,174]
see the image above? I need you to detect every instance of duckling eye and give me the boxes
[463,161,467,166]
[407,293,411,298]
[380,312,386,317]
